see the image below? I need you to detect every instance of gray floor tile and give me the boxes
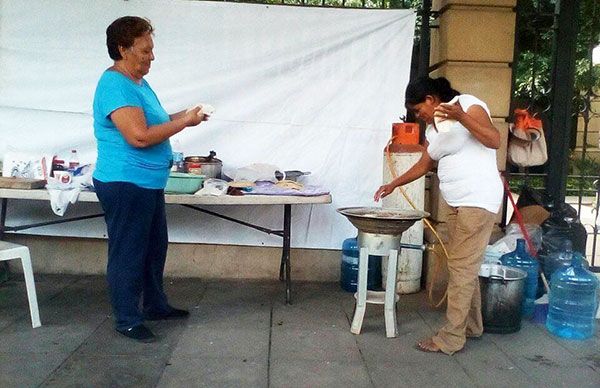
[158,356,268,388]
[270,359,372,388]
[171,325,270,359]
[41,354,167,387]
[0,351,70,387]
[0,320,105,354]
[272,299,350,331]
[270,326,362,363]
[366,358,477,388]
[189,301,272,329]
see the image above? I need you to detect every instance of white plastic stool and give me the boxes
[350,233,402,338]
[0,241,41,328]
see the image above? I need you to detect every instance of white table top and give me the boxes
[0,188,332,206]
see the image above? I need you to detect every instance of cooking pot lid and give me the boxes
[185,150,222,163]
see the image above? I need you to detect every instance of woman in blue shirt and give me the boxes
[93,16,208,342]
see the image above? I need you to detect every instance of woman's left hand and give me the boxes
[434,100,465,122]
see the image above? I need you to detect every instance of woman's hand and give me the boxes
[434,100,465,122]
[436,100,500,149]
[184,106,204,127]
[374,183,396,202]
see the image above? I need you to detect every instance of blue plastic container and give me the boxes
[340,237,382,292]
[546,254,599,340]
[500,239,539,318]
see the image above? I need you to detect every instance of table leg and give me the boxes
[0,198,7,239]
[282,204,292,304]
[0,199,8,279]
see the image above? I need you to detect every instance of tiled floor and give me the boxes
[0,275,598,387]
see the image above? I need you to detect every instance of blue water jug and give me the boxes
[500,239,539,318]
[340,237,382,292]
[543,239,574,282]
[546,253,599,340]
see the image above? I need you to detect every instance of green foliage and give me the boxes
[514,0,600,111]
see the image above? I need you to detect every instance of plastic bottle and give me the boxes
[171,139,185,172]
[543,239,573,282]
[546,253,599,340]
[500,238,539,318]
[68,150,79,172]
[340,237,382,292]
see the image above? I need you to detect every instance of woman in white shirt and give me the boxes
[375,76,502,355]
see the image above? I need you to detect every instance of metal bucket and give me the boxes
[479,264,527,334]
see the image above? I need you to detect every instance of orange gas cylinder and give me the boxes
[391,123,419,145]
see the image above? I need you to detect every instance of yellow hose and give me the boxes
[384,136,450,308]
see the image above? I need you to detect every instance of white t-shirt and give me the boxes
[425,94,503,214]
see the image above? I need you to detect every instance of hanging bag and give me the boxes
[507,109,548,167]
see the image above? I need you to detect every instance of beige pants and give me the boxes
[432,206,497,355]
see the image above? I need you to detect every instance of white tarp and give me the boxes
[0,0,415,249]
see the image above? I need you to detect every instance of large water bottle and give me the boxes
[340,237,382,292]
[546,253,599,339]
[500,239,539,318]
[543,239,573,282]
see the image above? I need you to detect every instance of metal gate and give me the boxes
[509,0,599,266]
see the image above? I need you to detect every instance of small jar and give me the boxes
[186,162,202,175]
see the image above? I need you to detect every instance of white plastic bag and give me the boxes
[2,151,51,179]
[194,178,229,196]
[491,223,543,254]
[232,163,280,183]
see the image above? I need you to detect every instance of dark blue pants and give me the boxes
[93,178,171,330]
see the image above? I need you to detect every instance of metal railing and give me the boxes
[510,0,599,266]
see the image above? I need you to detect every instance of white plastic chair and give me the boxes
[0,241,41,328]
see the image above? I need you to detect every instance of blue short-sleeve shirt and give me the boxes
[93,70,172,189]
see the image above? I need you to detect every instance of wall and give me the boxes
[4,234,340,281]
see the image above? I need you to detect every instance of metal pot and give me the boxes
[184,151,222,179]
[479,264,527,334]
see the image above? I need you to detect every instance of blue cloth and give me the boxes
[93,178,172,330]
[93,70,172,189]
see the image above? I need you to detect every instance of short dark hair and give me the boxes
[106,16,154,60]
[405,76,460,107]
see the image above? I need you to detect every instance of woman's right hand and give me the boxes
[374,183,396,202]
[184,106,204,127]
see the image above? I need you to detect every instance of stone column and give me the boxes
[426,0,516,224]
[423,0,515,293]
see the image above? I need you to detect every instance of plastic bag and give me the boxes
[232,163,280,183]
[507,109,548,167]
[194,178,229,196]
[491,223,543,255]
[2,151,51,179]
[541,203,587,255]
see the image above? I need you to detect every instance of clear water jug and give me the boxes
[500,239,539,318]
[340,237,382,292]
[546,254,599,340]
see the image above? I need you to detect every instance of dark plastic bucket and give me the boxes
[479,264,527,334]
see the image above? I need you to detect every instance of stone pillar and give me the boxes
[423,1,515,293]
[425,0,515,224]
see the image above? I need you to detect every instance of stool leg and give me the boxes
[19,250,41,328]
[351,247,369,334]
[384,249,399,338]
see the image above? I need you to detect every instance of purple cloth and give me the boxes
[245,181,329,196]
